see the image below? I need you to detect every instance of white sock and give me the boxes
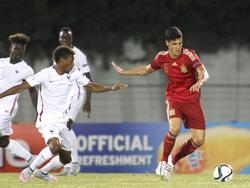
[64,130,78,168]
[6,139,32,161]
[29,146,54,171]
[70,130,78,163]
[40,155,64,174]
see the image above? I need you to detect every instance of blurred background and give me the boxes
[0,0,249,123]
[1,0,250,174]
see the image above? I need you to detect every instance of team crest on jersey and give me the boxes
[180,65,188,73]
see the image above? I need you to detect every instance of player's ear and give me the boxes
[165,40,169,47]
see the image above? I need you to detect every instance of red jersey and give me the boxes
[151,48,203,102]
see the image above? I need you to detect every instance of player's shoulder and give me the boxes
[38,66,53,75]
[154,51,169,59]
[182,48,198,61]
[0,57,10,65]
[19,60,34,74]
[73,46,86,56]
[20,60,32,68]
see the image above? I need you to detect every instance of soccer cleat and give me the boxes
[69,163,80,176]
[33,169,57,182]
[56,167,71,176]
[155,161,167,176]
[163,155,174,181]
[19,167,33,183]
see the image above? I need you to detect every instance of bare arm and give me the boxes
[82,72,92,117]
[190,65,209,92]
[0,81,32,99]
[111,62,156,76]
[85,82,128,93]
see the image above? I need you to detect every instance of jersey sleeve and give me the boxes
[69,69,90,86]
[184,49,203,68]
[77,54,90,74]
[74,47,90,74]
[14,62,34,80]
[77,74,90,86]
[151,53,162,70]
[26,69,47,87]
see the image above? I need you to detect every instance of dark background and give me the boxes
[0,0,250,68]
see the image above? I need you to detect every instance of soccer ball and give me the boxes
[213,163,233,182]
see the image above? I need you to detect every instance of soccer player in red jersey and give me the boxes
[112,26,209,181]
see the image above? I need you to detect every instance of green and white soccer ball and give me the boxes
[213,163,233,182]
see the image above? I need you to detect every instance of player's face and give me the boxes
[9,43,26,63]
[166,38,183,59]
[59,31,73,47]
[63,55,74,73]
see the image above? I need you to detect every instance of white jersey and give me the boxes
[0,57,34,117]
[72,46,90,95]
[26,66,90,127]
[73,46,90,74]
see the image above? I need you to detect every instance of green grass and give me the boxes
[0,173,249,188]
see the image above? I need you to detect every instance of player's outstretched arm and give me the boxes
[190,65,209,92]
[111,62,155,76]
[85,82,128,93]
[0,81,32,99]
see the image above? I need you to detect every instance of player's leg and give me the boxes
[40,127,72,180]
[172,129,205,165]
[68,130,80,175]
[59,93,84,176]
[34,149,71,182]
[172,100,206,165]
[20,125,61,182]
[19,138,58,183]
[156,101,182,179]
[0,124,33,163]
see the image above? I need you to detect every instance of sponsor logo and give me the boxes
[172,62,177,66]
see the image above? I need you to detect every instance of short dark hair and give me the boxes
[53,45,75,63]
[59,27,72,35]
[164,27,183,42]
[9,33,30,44]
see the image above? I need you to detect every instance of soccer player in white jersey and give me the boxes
[57,27,92,176]
[0,33,37,166]
[0,45,127,183]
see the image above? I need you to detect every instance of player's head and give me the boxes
[59,27,73,47]
[53,45,75,73]
[164,27,183,58]
[8,33,30,63]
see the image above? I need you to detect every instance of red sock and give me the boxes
[161,132,177,162]
[172,139,198,165]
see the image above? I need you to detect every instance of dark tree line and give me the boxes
[0,0,250,68]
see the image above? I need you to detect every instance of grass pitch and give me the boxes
[0,173,249,188]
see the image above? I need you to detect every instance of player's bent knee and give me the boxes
[47,137,61,154]
[192,138,205,147]
[0,136,10,148]
[59,150,72,164]
[169,127,180,136]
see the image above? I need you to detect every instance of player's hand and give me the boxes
[112,83,128,91]
[111,61,124,75]
[190,81,203,92]
[83,102,91,118]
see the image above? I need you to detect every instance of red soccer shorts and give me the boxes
[166,99,206,130]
